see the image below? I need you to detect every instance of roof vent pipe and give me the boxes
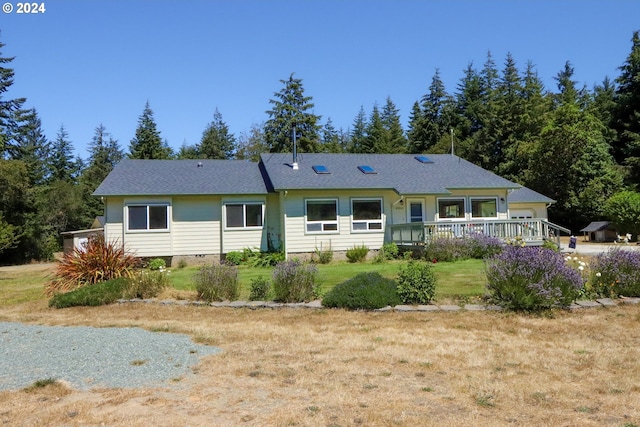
[292,124,298,170]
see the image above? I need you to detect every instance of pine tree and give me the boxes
[364,104,384,154]
[380,97,406,153]
[612,31,640,185]
[9,108,50,185]
[0,39,26,159]
[49,124,78,183]
[264,74,321,153]
[129,101,172,159]
[236,123,268,162]
[348,106,368,153]
[198,108,236,159]
[321,118,343,153]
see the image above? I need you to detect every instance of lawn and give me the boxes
[166,258,486,302]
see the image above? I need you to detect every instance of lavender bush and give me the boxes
[485,246,584,310]
[424,233,503,262]
[272,259,319,303]
[195,263,239,302]
[589,248,640,297]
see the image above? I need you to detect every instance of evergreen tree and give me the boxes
[198,108,236,159]
[49,124,78,183]
[612,31,640,185]
[380,97,406,153]
[264,74,321,153]
[80,125,124,227]
[406,101,424,152]
[321,118,343,153]
[129,101,172,159]
[176,140,199,159]
[348,106,368,153]
[0,39,26,159]
[9,108,50,185]
[364,104,384,154]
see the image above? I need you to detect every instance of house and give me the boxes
[93,153,565,264]
[580,221,617,242]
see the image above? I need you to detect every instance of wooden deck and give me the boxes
[389,219,571,248]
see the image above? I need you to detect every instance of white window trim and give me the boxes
[305,198,339,234]
[125,203,170,233]
[436,197,466,220]
[470,197,499,219]
[351,198,384,233]
[223,202,265,230]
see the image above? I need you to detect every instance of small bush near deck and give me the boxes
[485,246,584,311]
[49,277,130,308]
[272,259,319,303]
[45,234,139,296]
[590,248,640,297]
[346,244,369,263]
[249,276,271,301]
[125,270,169,299]
[396,261,437,304]
[322,272,401,310]
[194,263,239,302]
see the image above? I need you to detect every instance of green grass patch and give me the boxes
[0,264,53,307]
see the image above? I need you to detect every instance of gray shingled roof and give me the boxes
[93,159,269,196]
[260,153,520,194]
[508,187,555,204]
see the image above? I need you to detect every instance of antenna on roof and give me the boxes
[292,124,299,170]
[450,128,455,156]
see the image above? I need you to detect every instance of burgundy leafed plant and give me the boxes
[46,234,139,296]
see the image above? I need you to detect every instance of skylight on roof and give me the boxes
[358,165,377,174]
[415,155,434,164]
[312,165,330,174]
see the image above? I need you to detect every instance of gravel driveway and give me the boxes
[0,322,221,391]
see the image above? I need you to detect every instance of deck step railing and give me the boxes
[390,219,570,248]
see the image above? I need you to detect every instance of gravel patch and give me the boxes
[0,322,221,391]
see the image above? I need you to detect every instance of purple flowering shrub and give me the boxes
[272,259,319,303]
[425,233,503,262]
[485,246,584,310]
[589,248,640,297]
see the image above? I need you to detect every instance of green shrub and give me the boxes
[396,261,437,304]
[346,244,369,263]
[381,242,399,260]
[125,270,169,299]
[45,234,139,296]
[322,272,401,310]
[313,243,334,264]
[194,263,239,302]
[49,277,130,308]
[148,258,166,270]
[250,250,286,267]
[225,251,244,265]
[249,276,271,301]
[272,259,319,302]
[177,259,188,269]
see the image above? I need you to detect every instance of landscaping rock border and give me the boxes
[117,297,640,312]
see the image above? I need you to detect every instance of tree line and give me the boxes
[1,31,640,263]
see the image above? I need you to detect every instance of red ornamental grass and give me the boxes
[45,234,139,296]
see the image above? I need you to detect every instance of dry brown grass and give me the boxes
[1,299,640,426]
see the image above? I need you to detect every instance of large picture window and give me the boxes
[438,198,465,219]
[127,204,168,231]
[352,199,383,231]
[306,199,338,233]
[471,198,497,218]
[225,203,263,229]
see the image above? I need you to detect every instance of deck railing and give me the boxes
[390,219,571,248]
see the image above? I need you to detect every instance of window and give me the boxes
[471,198,497,218]
[409,201,424,223]
[306,199,338,233]
[312,165,330,174]
[357,165,376,174]
[127,204,168,231]
[438,198,465,219]
[225,203,263,229]
[352,199,383,231]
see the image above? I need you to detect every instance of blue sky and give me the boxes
[3,0,639,159]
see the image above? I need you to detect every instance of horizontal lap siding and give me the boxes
[172,197,220,255]
[124,232,172,257]
[222,228,266,253]
[284,190,393,253]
